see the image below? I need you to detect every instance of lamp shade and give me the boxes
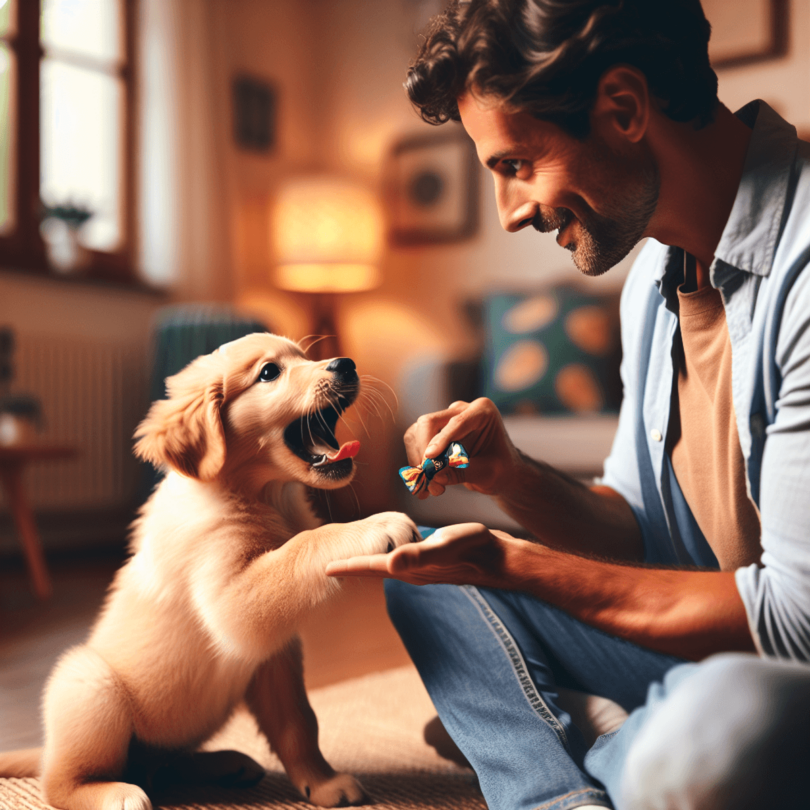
[271,176,384,293]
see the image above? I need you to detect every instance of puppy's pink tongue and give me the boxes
[328,440,360,462]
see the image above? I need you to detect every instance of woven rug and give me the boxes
[0,665,485,809]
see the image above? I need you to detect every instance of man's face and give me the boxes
[458,93,659,277]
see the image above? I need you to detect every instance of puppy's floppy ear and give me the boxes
[134,358,226,482]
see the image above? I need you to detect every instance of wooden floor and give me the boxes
[0,551,413,752]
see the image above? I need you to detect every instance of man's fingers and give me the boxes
[326,542,429,578]
[426,469,466,497]
[405,402,473,465]
[326,525,503,586]
[387,541,427,574]
[325,555,391,577]
[386,528,465,574]
[424,409,483,458]
[404,426,429,468]
[405,397,503,468]
[405,405,462,466]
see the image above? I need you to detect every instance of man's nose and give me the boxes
[495,181,537,233]
[499,200,537,233]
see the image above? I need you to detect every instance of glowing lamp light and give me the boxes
[272,176,383,293]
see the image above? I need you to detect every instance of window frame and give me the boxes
[0,0,138,284]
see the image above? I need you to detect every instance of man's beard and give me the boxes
[533,148,660,277]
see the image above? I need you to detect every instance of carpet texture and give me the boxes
[0,666,485,809]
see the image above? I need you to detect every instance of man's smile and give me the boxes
[532,207,574,236]
[556,217,577,250]
[531,206,577,251]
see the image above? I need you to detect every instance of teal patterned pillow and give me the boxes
[482,286,621,415]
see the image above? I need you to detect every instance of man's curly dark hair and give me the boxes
[406,0,719,138]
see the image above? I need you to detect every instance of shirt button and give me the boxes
[650,428,663,442]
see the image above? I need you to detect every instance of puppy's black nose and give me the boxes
[326,357,357,380]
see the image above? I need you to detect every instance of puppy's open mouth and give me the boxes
[283,396,360,474]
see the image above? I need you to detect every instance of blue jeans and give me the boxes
[385,579,810,810]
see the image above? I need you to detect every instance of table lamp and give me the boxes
[271,175,384,359]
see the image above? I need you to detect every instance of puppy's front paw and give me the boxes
[358,511,420,555]
[306,772,366,806]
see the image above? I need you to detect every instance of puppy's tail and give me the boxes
[0,747,42,777]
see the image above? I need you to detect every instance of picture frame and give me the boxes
[704,0,788,70]
[232,75,276,153]
[385,128,480,245]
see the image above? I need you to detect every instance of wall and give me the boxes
[0,271,162,552]
[715,0,810,134]
[214,0,322,339]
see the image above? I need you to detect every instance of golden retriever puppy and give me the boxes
[0,333,419,810]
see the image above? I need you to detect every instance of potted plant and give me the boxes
[39,200,94,274]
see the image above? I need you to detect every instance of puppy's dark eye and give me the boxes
[258,363,281,382]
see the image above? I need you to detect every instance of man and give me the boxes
[327,1,810,808]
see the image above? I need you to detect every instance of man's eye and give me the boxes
[503,159,525,174]
[258,363,281,382]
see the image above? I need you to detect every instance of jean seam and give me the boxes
[461,585,570,752]
[530,786,611,810]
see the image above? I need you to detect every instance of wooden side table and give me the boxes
[0,445,78,599]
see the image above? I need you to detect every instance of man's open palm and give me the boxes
[326,522,513,588]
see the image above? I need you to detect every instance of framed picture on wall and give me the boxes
[232,75,276,153]
[704,0,788,69]
[385,128,480,245]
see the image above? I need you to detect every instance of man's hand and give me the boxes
[325,522,514,588]
[404,398,521,498]
[326,520,756,661]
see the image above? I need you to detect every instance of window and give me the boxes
[0,0,136,282]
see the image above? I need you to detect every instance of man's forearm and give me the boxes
[500,539,756,661]
[494,450,644,562]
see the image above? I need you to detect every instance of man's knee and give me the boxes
[621,653,810,810]
[384,579,456,639]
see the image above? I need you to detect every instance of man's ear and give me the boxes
[134,364,226,482]
[591,65,650,145]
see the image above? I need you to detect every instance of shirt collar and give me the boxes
[713,100,797,277]
[654,100,798,300]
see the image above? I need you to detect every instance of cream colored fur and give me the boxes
[0,333,418,810]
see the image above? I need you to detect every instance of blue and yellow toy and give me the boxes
[399,442,470,495]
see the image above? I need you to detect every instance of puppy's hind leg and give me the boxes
[155,749,265,790]
[246,638,366,807]
[0,747,42,777]
[40,645,150,810]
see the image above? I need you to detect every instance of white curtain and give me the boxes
[137,0,233,300]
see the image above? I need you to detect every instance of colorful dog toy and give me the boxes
[399,442,469,495]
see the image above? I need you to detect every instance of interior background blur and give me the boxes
[1,0,808,559]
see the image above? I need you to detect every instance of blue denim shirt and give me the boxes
[601,100,810,662]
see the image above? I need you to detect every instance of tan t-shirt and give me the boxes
[668,283,762,571]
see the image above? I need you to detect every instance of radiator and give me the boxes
[0,333,150,511]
